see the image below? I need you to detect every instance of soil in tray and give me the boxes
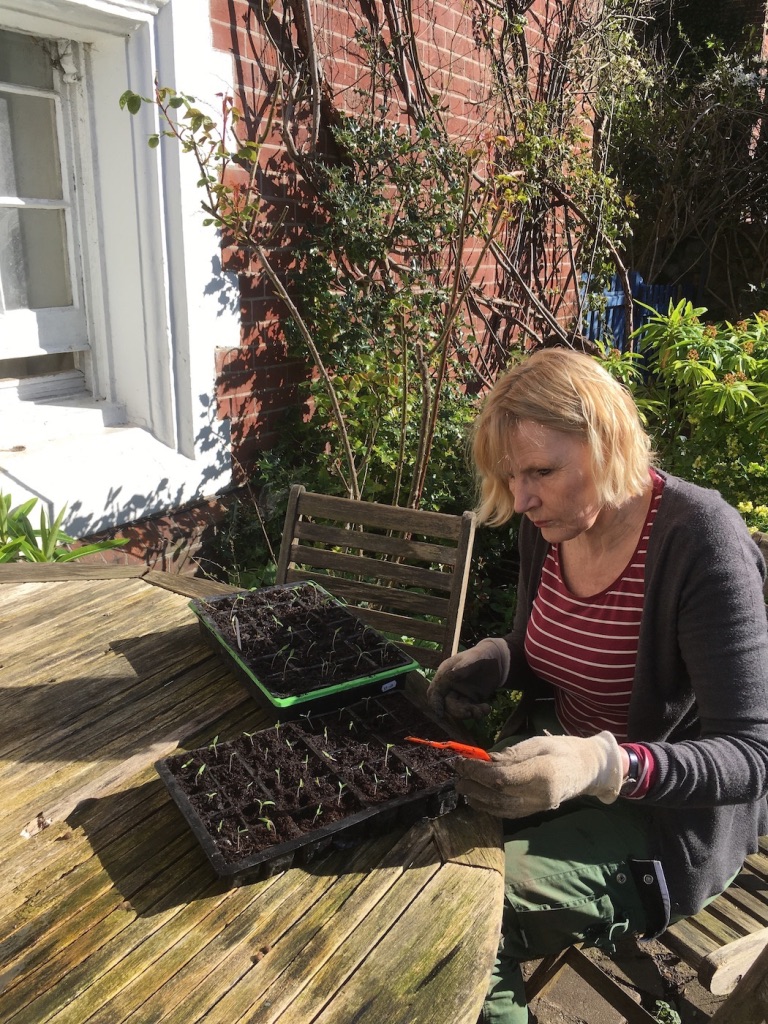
[194,582,413,697]
[159,692,460,868]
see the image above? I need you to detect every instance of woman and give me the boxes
[427,348,768,1024]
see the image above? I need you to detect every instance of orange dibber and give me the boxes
[404,736,492,761]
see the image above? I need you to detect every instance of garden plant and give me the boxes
[600,300,768,526]
[0,492,128,563]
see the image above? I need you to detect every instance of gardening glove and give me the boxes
[455,731,624,819]
[426,637,511,720]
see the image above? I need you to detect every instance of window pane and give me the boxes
[0,208,72,309]
[0,30,54,90]
[0,91,62,200]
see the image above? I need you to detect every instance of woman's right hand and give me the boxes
[426,637,511,719]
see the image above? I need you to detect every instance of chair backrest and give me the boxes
[275,485,477,670]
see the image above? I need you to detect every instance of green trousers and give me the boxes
[478,710,654,1024]
[478,798,654,1024]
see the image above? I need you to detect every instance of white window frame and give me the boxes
[0,0,240,536]
[0,70,89,356]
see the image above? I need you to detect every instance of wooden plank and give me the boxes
[295,492,467,540]
[135,831,413,1024]
[744,850,768,882]
[700,926,768,996]
[342,604,447,644]
[706,896,766,938]
[293,520,460,565]
[143,571,241,599]
[307,857,501,1024]
[282,569,450,618]
[0,564,147,583]
[430,806,504,874]
[2,846,217,1024]
[664,917,722,969]
[708,939,768,1024]
[442,512,476,659]
[558,948,659,1024]
[287,544,454,591]
[201,823,439,1024]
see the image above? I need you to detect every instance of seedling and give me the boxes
[337,781,347,806]
[383,743,394,768]
[231,614,242,650]
[259,816,275,832]
[312,805,323,825]
[209,735,219,756]
[296,778,304,800]
[196,764,207,780]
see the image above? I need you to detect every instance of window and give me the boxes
[0,0,239,536]
[0,29,88,399]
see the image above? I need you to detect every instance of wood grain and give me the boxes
[0,573,503,1024]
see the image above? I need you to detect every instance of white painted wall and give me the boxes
[0,0,241,536]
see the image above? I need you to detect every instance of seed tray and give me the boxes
[156,691,461,882]
[190,581,420,717]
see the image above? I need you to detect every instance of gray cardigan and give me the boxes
[506,471,768,918]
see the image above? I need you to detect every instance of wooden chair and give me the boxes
[274,484,477,670]
[525,836,768,1023]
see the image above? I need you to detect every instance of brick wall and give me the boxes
[209,0,563,477]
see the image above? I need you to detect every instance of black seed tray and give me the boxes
[156,691,461,882]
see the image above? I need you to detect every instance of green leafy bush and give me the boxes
[600,301,768,515]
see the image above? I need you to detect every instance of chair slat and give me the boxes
[294,521,460,565]
[287,545,454,592]
[282,569,451,619]
[296,492,467,540]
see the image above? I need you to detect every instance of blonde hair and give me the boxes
[472,349,653,525]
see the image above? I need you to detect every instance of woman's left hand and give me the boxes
[455,732,624,818]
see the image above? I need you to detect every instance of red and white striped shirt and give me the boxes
[524,471,665,743]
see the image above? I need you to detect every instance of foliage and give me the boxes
[600,302,768,511]
[652,1000,682,1024]
[283,106,504,507]
[473,0,653,342]
[0,492,129,563]
[606,33,768,318]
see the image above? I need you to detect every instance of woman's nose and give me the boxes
[511,479,538,515]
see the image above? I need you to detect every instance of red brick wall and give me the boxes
[209,0,529,477]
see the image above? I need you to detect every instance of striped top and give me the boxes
[524,471,665,742]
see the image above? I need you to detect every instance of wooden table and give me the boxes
[0,565,503,1024]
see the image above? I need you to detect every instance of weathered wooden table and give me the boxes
[0,565,503,1024]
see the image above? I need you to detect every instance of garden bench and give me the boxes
[525,836,768,1022]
